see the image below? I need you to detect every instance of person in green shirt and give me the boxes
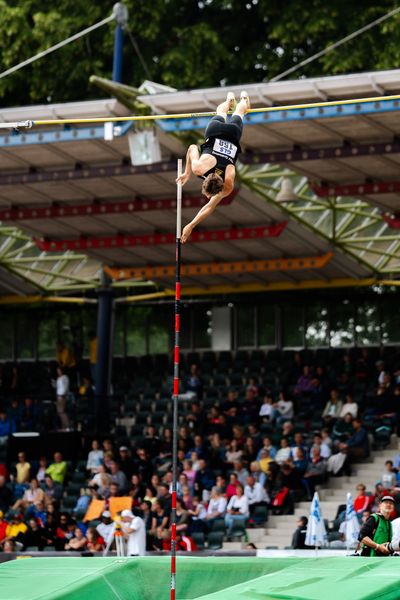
[45,452,67,485]
[359,496,394,556]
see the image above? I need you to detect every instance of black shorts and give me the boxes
[204,115,243,146]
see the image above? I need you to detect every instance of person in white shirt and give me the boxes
[120,509,146,556]
[224,483,249,536]
[244,475,270,515]
[259,395,277,422]
[276,393,294,423]
[275,438,291,465]
[53,367,70,429]
[204,486,227,524]
[340,394,358,419]
[86,439,104,474]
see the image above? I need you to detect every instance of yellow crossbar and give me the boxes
[1,94,400,129]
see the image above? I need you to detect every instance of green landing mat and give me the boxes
[0,556,400,600]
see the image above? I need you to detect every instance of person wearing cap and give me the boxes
[120,508,146,556]
[358,496,395,556]
[96,511,114,545]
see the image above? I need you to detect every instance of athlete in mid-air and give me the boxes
[176,91,250,243]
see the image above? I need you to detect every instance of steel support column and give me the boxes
[94,272,114,433]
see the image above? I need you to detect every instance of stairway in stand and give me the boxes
[246,436,399,549]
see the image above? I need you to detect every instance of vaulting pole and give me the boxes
[2,93,400,129]
[170,158,182,600]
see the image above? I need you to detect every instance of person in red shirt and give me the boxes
[161,530,198,552]
[226,473,239,500]
[0,511,8,542]
[354,484,371,514]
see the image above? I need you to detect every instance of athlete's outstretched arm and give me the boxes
[181,167,235,243]
[176,145,199,186]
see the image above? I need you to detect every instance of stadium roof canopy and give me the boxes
[0,69,400,297]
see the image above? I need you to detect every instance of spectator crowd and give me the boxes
[0,346,400,553]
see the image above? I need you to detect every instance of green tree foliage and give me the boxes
[0,0,399,107]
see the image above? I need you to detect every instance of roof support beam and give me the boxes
[105,252,332,281]
[311,180,400,197]
[35,222,288,252]
[0,193,235,222]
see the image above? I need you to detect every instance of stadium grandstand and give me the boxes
[1,10,400,597]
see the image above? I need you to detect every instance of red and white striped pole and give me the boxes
[170,158,182,600]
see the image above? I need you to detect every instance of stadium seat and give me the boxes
[252,505,268,526]
[207,531,224,550]
[191,532,205,549]
[230,522,246,541]
[209,519,226,534]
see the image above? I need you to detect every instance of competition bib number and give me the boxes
[213,138,237,159]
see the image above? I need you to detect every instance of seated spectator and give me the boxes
[310,433,332,460]
[102,439,114,458]
[31,499,48,525]
[161,529,198,552]
[275,438,291,465]
[86,527,104,552]
[0,463,9,480]
[194,459,215,496]
[280,423,294,444]
[96,511,114,545]
[3,514,28,546]
[157,483,172,513]
[381,460,397,491]
[175,498,190,533]
[332,412,354,443]
[242,437,258,465]
[291,432,308,462]
[292,448,308,475]
[294,365,315,396]
[291,516,308,549]
[354,484,370,515]
[72,488,91,517]
[188,496,207,533]
[19,397,39,431]
[244,475,269,515]
[109,461,128,494]
[128,474,146,504]
[241,389,260,424]
[64,526,87,551]
[43,475,63,505]
[185,401,206,434]
[259,394,277,422]
[203,486,227,525]
[86,440,104,474]
[15,451,31,489]
[257,450,273,486]
[180,485,193,510]
[339,418,369,460]
[144,486,157,508]
[0,475,12,512]
[22,517,47,550]
[302,447,327,499]
[55,513,74,550]
[340,394,358,419]
[257,436,277,460]
[89,464,112,497]
[36,457,47,484]
[276,392,294,423]
[233,460,249,487]
[182,460,196,493]
[42,512,57,547]
[322,389,343,424]
[12,478,45,512]
[0,510,7,543]
[3,540,15,553]
[150,499,169,548]
[119,446,136,480]
[225,439,243,468]
[226,473,240,500]
[224,483,249,536]
[0,409,16,444]
[186,364,203,399]
[46,452,67,485]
